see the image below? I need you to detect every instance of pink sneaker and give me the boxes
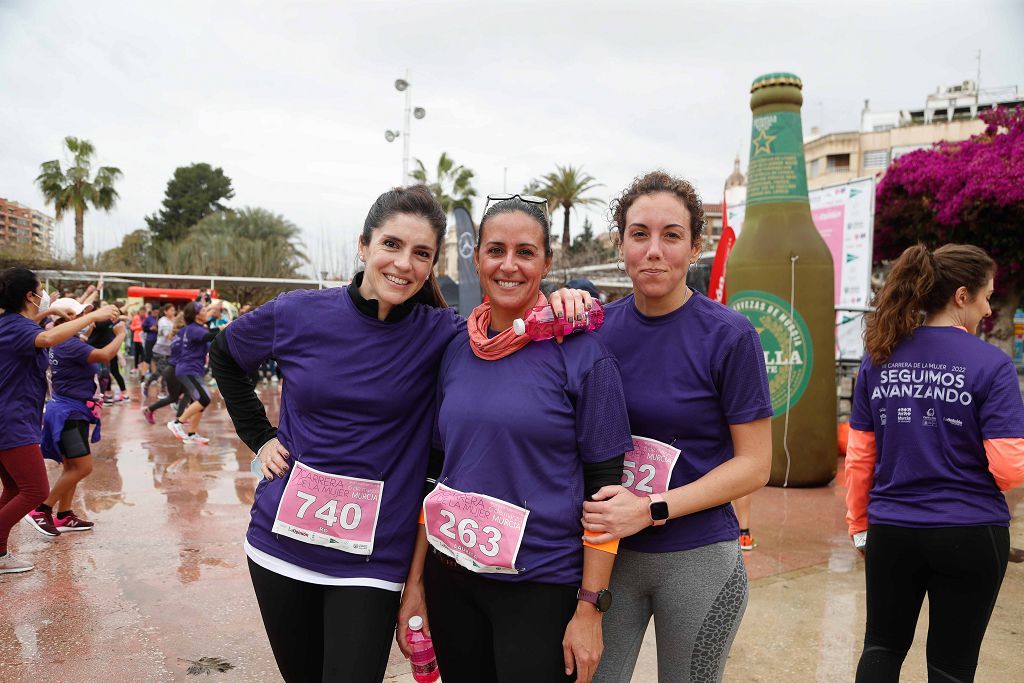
[141,407,155,425]
[54,511,94,532]
[25,510,60,537]
[183,433,210,445]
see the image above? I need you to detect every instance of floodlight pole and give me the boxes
[402,69,412,185]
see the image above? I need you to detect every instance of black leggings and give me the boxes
[247,558,400,683]
[148,364,189,416]
[856,524,1009,683]
[423,551,578,683]
[104,357,126,393]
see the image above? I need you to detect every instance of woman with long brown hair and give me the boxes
[846,243,1024,682]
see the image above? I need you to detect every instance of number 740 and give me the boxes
[295,491,362,530]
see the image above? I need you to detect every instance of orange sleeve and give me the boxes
[845,428,877,537]
[983,438,1024,491]
[583,537,619,554]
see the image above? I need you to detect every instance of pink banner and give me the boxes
[811,205,845,305]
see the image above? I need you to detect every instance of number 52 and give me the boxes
[622,459,656,493]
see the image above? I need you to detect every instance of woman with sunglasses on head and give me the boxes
[0,267,118,574]
[578,172,773,683]
[846,244,1024,682]
[209,186,591,683]
[401,195,632,683]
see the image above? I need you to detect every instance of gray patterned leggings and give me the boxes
[594,542,748,683]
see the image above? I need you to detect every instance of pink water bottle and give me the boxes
[406,616,440,682]
[512,301,604,340]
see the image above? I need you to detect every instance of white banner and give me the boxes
[728,176,875,361]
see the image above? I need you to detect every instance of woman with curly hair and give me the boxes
[582,171,773,683]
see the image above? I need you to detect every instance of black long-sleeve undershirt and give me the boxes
[209,332,277,454]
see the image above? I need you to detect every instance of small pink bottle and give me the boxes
[406,616,440,682]
[513,301,605,340]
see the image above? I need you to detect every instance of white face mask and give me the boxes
[35,289,51,313]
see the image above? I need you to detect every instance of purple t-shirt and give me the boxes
[143,314,158,343]
[225,288,462,583]
[49,336,98,402]
[0,312,48,450]
[168,335,182,365]
[596,292,773,553]
[435,332,633,585]
[175,323,210,376]
[850,326,1024,528]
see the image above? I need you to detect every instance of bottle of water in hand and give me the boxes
[513,301,604,340]
[406,616,440,682]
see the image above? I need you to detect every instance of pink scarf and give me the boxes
[467,292,547,361]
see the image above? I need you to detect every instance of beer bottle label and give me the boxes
[746,112,809,205]
[729,290,814,416]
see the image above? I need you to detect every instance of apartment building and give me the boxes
[0,197,55,254]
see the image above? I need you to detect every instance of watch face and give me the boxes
[651,500,670,521]
[596,589,613,613]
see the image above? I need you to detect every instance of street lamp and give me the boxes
[384,69,426,184]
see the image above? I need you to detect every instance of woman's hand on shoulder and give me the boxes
[548,288,594,343]
[582,485,651,544]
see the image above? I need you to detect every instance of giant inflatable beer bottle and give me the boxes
[727,72,837,486]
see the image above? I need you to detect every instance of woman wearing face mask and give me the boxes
[209,186,591,683]
[405,195,633,683]
[580,172,773,683]
[846,244,1024,682]
[0,267,118,574]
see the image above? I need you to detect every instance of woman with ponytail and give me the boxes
[0,267,118,574]
[847,243,1024,682]
[209,186,592,682]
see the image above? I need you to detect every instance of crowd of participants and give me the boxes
[1,171,1023,683]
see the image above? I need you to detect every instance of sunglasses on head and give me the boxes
[482,193,548,215]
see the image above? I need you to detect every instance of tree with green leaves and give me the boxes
[167,208,307,304]
[535,165,603,255]
[35,136,122,266]
[411,152,476,215]
[146,163,234,242]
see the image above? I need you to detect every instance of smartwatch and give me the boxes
[649,493,669,526]
[577,587,613,613]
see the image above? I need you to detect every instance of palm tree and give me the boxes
[536,165,603,254]
[167,208,308,305]
[411,152,476,215]
[411,153,477,277]
[36,136,122,266]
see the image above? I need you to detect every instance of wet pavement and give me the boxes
[1,381,1022,682]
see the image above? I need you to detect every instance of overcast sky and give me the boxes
[2,0,1022,276]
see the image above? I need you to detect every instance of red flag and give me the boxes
[708,195,736,303]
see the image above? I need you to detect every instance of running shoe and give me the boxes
[141,407,155,425]
[54,511,94,532]
[183,433,210,445]
[25,510,61,537]
[116,395,133,404]
[0,552,34,574]
[739,532,758,551]
[103,395,115,406]
[167,421,187,440]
